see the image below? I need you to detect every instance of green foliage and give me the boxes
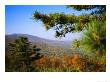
[5,37,41,72]
[72,40,80,49]
[33,12,90,37]
[67,5,106,14]
[72,39,82,54]
[81,19,106,56]
[33,5,105,38]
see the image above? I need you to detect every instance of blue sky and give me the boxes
[5,5,92,41]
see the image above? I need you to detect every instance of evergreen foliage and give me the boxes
[33,5,105,38]
[6,37,41,72]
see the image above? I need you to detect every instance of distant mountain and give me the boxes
[5,34,72,48]
[5,34,74,55]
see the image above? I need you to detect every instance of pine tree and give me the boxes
[33,5,105,38]
[6,37,41,72]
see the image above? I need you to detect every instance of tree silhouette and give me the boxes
[7,37,41,72]
[33,5,105,38]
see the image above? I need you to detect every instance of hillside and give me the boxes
[5,34,74,55]
[6,34,72,47]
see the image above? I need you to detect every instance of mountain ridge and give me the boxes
[5,34,72,48]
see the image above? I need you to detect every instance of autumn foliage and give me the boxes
[33,54,105,72]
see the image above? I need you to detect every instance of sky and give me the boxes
[5,5,92,41]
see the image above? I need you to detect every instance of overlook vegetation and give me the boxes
[5,5,106,72]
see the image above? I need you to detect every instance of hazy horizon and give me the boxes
[6,33,81,42]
